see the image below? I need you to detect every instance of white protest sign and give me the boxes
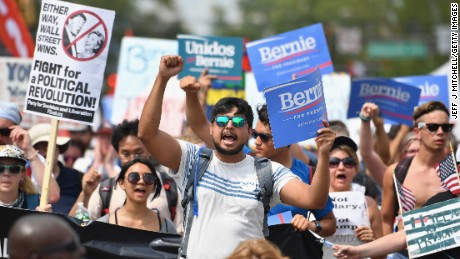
[403,197,460,258]
[112,37,185,137]
[24,0,115,125]
[327,191,369,244]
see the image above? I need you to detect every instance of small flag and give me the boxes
[394,176,416,212]
[435,153,460,195]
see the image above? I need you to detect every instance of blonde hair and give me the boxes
[20,174,38,195]
[390,132,419,164]
[226,239,288,259]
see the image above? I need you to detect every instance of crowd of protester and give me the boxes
[0,55,459,259]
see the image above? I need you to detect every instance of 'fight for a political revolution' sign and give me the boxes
[264,67,327,148]
[247,23,333,92]
[24,0,115,125]
[403,197,460,258]
[347,78,421,126]
[178,34,243,84]
[394,75,449,107]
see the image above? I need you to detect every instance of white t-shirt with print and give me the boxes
[174,140,298,259]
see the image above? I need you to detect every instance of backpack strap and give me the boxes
[99,177,115,216]
[160,172,178,221]
[180,147,213,258]
[254,156,272,237]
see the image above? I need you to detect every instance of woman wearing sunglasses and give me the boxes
[323,137,384,259]
[97,157,177,234]
[0,145,51,212]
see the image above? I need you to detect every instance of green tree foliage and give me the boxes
[213,0,453,77]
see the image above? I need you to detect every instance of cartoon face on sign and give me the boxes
[62,11,108,61]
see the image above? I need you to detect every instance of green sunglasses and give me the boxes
[0,164,25,175]
[215,115,246,128]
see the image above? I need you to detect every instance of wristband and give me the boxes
[359,114,371,122]
[313,220,322,233]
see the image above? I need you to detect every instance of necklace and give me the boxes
[0,191,24,208]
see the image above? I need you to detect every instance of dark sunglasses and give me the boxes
[328,157,357,169]
[252,131,272,143]
[418,122,453,133]
[127,172,156,185]
[0,127,11,137]
[215,115,246,128]
[0,164,24,174]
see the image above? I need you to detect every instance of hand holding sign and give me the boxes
[315,120,336,155]
[355,225,375,242]
[159,55,183,79]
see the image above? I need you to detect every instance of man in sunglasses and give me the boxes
[0,102,60,204]
[380,101,455,259]
[139,55,336,258]
[8,213,85,259]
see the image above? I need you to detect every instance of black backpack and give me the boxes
[179,147,273,258]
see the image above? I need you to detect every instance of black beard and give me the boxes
[213,140,245,156]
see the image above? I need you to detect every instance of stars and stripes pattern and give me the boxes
[435,153,460,195]
[394,173,416,213]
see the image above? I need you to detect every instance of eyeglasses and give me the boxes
[120,151,146,162]
[418,122,453,133]
[328,157,357,169]
[127,172,156,185]
[0,127,11,137]
[252,131,272,143]
[0,164,24,174]
[215,115,246,128]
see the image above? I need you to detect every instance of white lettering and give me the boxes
[359,83,410,102]
[278,82,322,111]
[258,36,316,63]
[185,40,235,56]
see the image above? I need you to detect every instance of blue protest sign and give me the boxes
[393,75,449,106]
[264,67,327,148]
[177,35,243,85]
[247,23,333,92]
[347,78,421,126]
[268,211,293,226]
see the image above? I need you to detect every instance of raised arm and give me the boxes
[179,70,214,148]
[10,125,60,203]
[372,116,390,165]
[280,120,335,209]
[359,103,387,186]
[138,56,183,171]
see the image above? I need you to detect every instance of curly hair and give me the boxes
[111,119,139,152]
[210,97,254,129]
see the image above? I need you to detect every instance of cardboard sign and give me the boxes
[403,197,460,258]
[178,34,243,84]
[24,0,115,125]
[264,67,327,148]
[347,78,421,126]
[327,191,369,244]
[247,23,333,91]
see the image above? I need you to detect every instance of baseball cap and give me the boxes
[28,124,71,153]
[0,145,27,163]
[331,136,358,152]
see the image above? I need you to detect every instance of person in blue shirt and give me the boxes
[254,104,336,237]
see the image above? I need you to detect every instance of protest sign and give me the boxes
[403,197,460,258]
[24,0,115,125]
[177,34,243,84]
[246,23,333,91]
[111,37,185,137]
[268,211,293,226]
[394,75,449,106]
[327,191,369,244]
[347,78,421,126]
[263,67,327,148]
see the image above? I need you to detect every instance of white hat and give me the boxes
[28,124,71,153]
